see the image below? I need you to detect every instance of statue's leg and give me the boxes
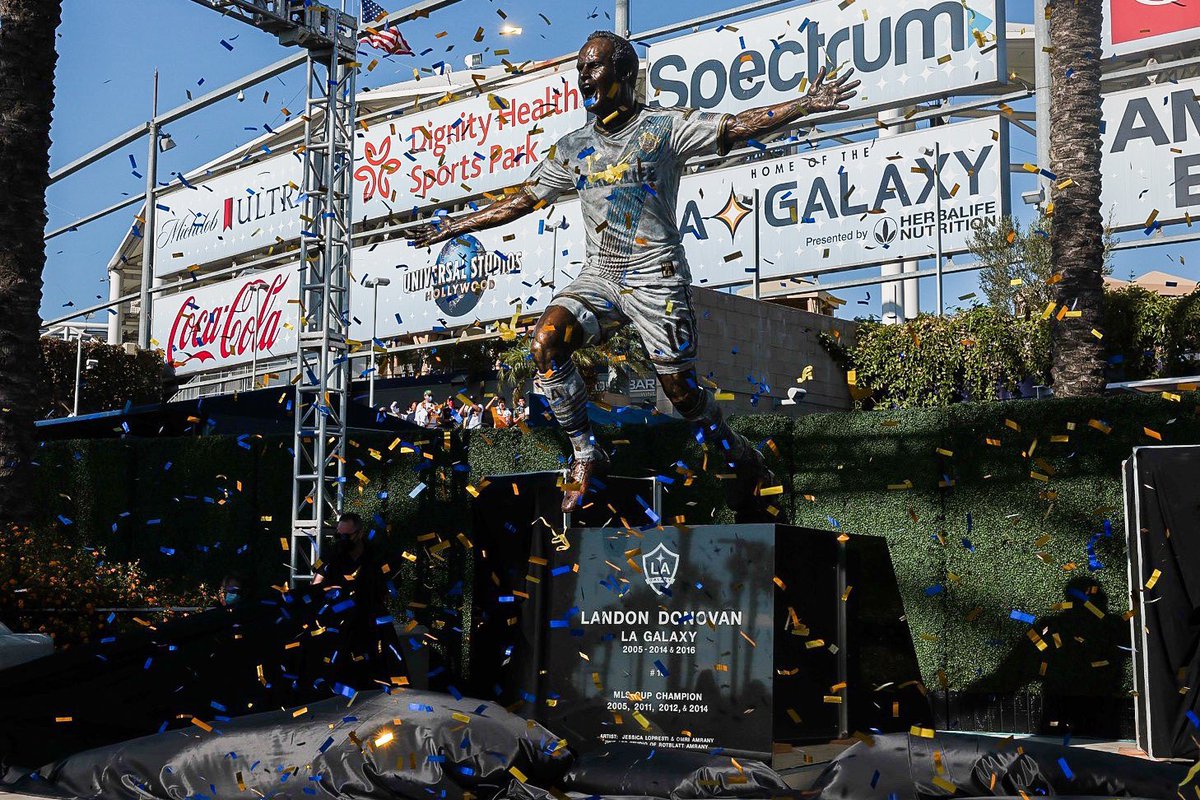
[621,275,772,506]
[658,369,758,465]
[533,275,626,511]
[530,303,595,461]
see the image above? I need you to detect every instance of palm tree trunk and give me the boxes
[0,0,62,524]
[1048,0,1106,396]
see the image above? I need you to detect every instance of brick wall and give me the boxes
[652,287,857,416]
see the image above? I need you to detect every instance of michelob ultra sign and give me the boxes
[646,0,1006,117]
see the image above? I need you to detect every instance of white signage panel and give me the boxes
[358,68,585,215]
[646,0,1005,117]
[153,263,299,376]
[341,187,799,343]
[151,68,585,280]
[678,116,1008,281]
[151,154,304,279]
[349,200,585,341]
[349,118,1006,341]
[1102,77,1200,231]
[1103,0,1200,58]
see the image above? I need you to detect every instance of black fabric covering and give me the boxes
[810,732,1188,800]
[561,744,789,799]
[0,571,426,770]
[3,690,572,800]
[467,473,664,713]
[1125,447,1200,759]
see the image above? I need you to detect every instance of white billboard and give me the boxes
[1102,77,1200,231]
[152,263,299,376]
[160,118,1007,375]
[150,154,304,279]
[341,188,764,344]
[1103,0,1200,58]
[350,200,585,341]
[150,67,584,279]
[646,0,1005,117]
[678,116,1008,280]
[365,68,584,212]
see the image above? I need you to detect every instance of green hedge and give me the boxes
[30,394,1199,697]
[39,337,165,418]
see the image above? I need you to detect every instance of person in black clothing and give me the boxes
[310,512,403,692]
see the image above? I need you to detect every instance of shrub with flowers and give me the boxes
[0,524,212,649]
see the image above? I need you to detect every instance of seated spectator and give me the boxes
[462,399,483,430]
[492,398,513,429]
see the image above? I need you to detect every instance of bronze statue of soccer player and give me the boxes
[407,32,858,514]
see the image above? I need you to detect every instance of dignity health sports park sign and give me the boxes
[1101,76,1200,232]
[147,67,582,280]
[1103,0,1200,58]
[154,116,1006,373]
[646,0,1005,116]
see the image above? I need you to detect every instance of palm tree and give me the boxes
[0,0,63,524]
[1047,0,1106,396]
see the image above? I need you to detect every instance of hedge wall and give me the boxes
[27,394,1198,701]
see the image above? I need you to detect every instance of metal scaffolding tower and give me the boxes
[189,0,359,585]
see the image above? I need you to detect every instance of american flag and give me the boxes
[361,0,413,55]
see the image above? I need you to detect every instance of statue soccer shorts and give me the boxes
[549,270,698,375]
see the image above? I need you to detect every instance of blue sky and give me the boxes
[45,0,1193,324]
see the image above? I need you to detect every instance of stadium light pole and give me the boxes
[72,326,85,417]
[615,0,629,37]
[138,70,160,350]
[366,277,391,407]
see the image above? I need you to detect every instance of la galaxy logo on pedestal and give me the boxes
[642,542,679,596]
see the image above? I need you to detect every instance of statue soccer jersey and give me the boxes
[522,107,732,373]
[524,106,730,280]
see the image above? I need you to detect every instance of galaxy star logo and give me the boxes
[641,543,679,596]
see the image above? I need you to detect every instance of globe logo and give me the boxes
[434,234,488,317]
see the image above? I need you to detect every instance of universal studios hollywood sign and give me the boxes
[646,0,1006,116]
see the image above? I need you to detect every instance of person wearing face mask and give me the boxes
[219,574,246,607]
[310,512,401,690]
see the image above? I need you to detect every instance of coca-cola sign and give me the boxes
[154,265,298,375]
